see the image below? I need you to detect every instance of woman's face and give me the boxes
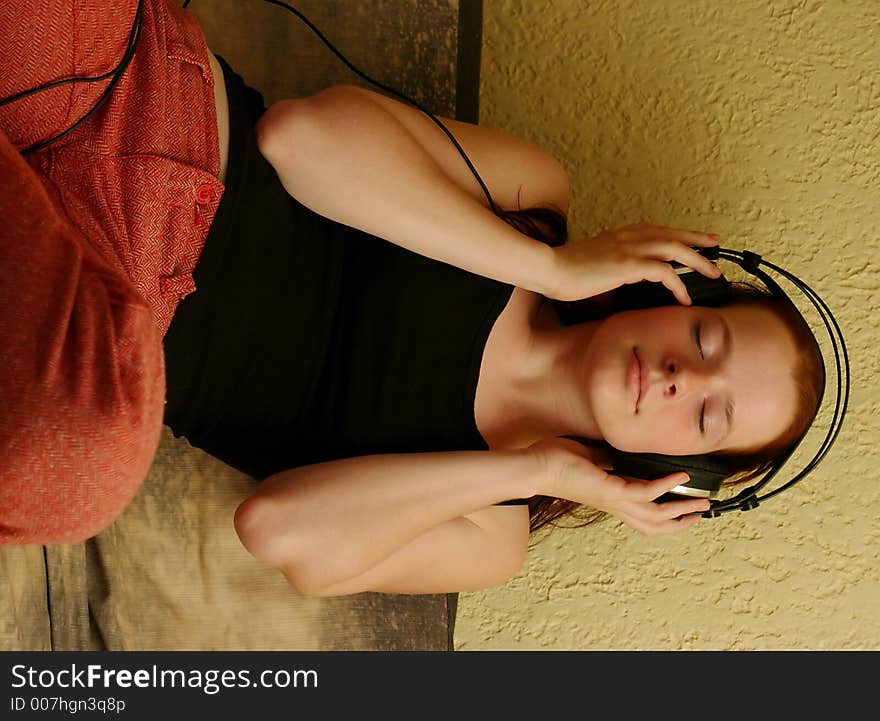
[581,302,800,455]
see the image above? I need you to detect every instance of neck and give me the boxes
[505,297,604,443]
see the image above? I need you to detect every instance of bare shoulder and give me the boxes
[205,49,230,185]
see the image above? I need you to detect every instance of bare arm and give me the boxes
[254,84,567,295]
[233,449,542,596]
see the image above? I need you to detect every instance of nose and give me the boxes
[662,358,710,399]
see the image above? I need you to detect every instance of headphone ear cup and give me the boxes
[610,450,730,498]
[552,261,732,325]
[614,270,732,311]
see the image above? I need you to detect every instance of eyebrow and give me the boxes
[721,398,735,442]
[717,318,735,443]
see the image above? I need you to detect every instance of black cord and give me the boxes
[42,546,55,649]
[0,0,144,155]
[8,0,496,201]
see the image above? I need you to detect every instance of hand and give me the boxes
[528,437,710,536]
[544,222,722,303]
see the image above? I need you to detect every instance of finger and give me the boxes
[633,225,720,247]
[612,510,652,535]
[626,472,693,502]
[644,240,723,279]
[638,263,692,305]
[618,495,707,525]
[616,508,702,536]
[652,497,712,519]
[654,513,703,534]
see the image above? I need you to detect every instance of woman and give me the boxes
[166,49,822,595]
[0,1,823,597]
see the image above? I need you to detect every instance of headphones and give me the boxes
[557,247,849,517]
[2,0,850,518]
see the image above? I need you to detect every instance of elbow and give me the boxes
[254,97,310,164]
[278,567,337,598]
[233,495,330,596]
[255,98,315,166]
[234,494,295,569]
[233,495,272,564]
[255,85,358,164]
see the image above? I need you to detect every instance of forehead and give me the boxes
[713,303,801,453]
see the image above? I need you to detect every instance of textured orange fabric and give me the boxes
[0,0,224,545]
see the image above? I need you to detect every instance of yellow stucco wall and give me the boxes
[454,0,879,650]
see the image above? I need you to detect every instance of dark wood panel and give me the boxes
[187,0,464,116]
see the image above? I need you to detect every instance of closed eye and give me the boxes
[694,322,703,359]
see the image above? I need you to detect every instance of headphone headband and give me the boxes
[699,249,850,516]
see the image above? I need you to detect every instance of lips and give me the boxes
[629,349,642,411]
[630,348,648,412]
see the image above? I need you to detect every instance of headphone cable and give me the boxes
[0,0,144,156]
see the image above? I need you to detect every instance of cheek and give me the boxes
[643,411,700,454]
[616,409,699,455]
[583,359,622,422]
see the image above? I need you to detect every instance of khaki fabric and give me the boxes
[1,428,454,650]
[0,545,50,650]
[85,429,325,650]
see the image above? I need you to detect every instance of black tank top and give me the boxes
[163,56,520,488]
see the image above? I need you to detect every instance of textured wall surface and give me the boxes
[455,0,879,650]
